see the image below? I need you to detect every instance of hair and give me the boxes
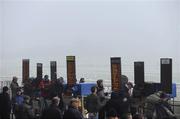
[3,86,9,92]
[12,76,18,81]
[106,108,119,118]
[91,86,97,93]
[70,98,79,104]
[132,114,143,119]
[52,97,60,105]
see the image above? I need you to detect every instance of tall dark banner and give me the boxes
[134,62,144,86]
[37,63,43,80]
[161,58,172,94]
[50,61,57,80]
[22,59,29,83]
[111,57,121,92]
[67,56,76,86]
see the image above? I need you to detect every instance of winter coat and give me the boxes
[41,105,63,119]
[63,106,84,119]
[10,81,19,99]
[85,94,101,113]
[0,92,11,119]
[20,102,35,119]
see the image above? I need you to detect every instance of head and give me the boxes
[97,79,103,88]
[52,96,60,106]
[132,114,144,119]
[79,78,85,83]
[12,76,18,83]
[3,86,9,93]
[70,98,79,109]
[44,75,49,80]
[91,86,97,94]
[127,82,133,89]
[58,77,64,84]
[17,89,22,95]
[24,95,30,103]
[107,108,119,119]
[126,113,133,119]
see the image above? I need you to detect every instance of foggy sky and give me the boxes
[0,0,179,83]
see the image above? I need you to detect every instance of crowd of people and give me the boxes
[0,75,176,119]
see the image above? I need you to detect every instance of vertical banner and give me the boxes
[161,58,172,94]
[50,61,57,80]
[66,56,76,86]
[134,62,144,86]
[111,57,121,92]
[37,63,43,80]
[22,59,29,83]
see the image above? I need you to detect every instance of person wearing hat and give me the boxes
[0,86,11,119]
[63,98,84,119]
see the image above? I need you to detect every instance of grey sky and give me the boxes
[0,0,179,83]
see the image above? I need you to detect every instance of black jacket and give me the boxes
[41,105,63,119]
[63,106,83,119]
[0,92,11,119]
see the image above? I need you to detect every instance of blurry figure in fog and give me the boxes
[63,98,84,119]
[96,79,106,119]
[79,78,85,83]
[0,86,11,119]
[10,76,19,100]
[41,96,63,119]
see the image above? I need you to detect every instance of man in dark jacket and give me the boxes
[41,97,63,119]
[0,86,11,119]
[105,91,130,119]
[85,86,101,119]
[63,98,84,119]
[20,95,35,119]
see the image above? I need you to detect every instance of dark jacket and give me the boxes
[20,102,35,119]
[41,105,63,119]
[0,92,11,119]
[105,92,130,118]
[85,94,101,113]
[63,106,83,119]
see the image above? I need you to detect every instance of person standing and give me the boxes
[0,86,11,119]
[85,86,100,119]
[63,98,84,119]
[96,79,106,119]
[10,76,19,100]
[13,89,24,119]
[41,96,63,119]
[21,95,35,119]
